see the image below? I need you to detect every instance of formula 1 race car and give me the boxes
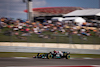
[33,51,70,59]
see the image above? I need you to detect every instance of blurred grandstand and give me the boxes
[0,7,100,44]
[0,17,100,44]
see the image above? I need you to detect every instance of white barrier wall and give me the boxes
[0,42,100,50]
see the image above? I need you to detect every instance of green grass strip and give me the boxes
[0,52,100,58]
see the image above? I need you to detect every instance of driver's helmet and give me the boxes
[53,50,56,53]
[53,50,58,53]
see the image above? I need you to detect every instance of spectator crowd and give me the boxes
[0,17,100,41]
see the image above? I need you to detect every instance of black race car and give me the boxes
[33,51,70,59]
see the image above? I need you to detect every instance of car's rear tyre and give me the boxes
[47,53,52,59]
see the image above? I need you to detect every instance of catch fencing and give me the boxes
[0,31,100,44]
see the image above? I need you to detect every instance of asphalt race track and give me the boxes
[0,58,100,67]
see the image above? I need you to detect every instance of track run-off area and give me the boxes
[0,58,100,67]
